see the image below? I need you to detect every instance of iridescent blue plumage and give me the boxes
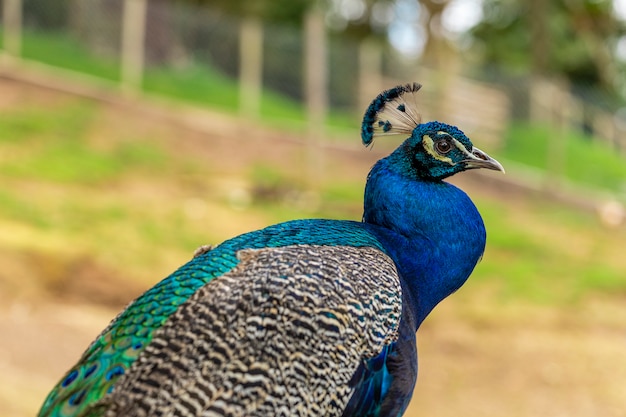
[38,83,503,417]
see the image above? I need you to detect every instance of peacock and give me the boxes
[38,82,504,417]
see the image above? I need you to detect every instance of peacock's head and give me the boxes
[362,83,504,181]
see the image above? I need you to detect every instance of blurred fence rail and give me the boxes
[529,77,626,155]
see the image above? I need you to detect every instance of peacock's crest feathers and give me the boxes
[361,82,423,146]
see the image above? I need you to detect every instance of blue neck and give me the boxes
[362,157,486,328]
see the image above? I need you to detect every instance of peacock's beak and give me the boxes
[463,147,505,173]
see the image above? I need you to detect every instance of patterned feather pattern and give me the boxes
[97,245,401,416]
[38,220,391,417]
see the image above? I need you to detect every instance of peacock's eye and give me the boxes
[434,139,453,155]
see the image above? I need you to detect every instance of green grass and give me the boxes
[143,65,240,112]
[0,103,166,184]
[20,30,121,81]
[474,196,626,303]
[143,63,357,133]
[0,101,209,285]
[500,123,626,195]
[0,189,51,229]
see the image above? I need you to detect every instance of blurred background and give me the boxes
[1,0,626,416]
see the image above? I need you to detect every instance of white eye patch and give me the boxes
[421,135,474,165]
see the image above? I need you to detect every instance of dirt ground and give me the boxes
[1,77,626,417]
[3,294,626,417]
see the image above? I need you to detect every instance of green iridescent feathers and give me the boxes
[38,249,239,417]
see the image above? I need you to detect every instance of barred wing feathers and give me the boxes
[94,244,401,416]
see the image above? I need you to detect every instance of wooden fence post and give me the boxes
[614,109,626,156]
[121,0,147,93]
[528,77,544,125]
[304,7,327,132]
[303,7,327,185]
[239,16,263,119]
[550,83,568,189]
[2,0,23,62]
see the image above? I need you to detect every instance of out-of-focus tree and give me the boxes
[174,0,312,24]
[470,0,624,93]
[420,0,454,67]
[173,0,465,66]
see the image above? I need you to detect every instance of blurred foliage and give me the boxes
[166,0,454,44]
[22,0,71,29]
[176,0,312,24]
[471,0,624,94]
